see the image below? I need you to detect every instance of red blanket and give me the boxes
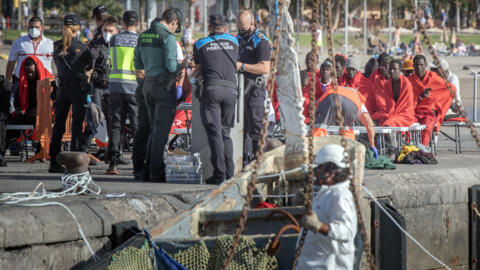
[366,69,389,112]
[370,75,416,127]
[18,56,53,112]
[409,70,456,128]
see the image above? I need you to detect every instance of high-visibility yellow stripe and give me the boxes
[109,73,137,80]
[113,47,135,72]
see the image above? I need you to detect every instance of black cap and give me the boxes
[209,14,227,27]
[123,11,138,24]
[64,14,80,26]
[92,5,108,18]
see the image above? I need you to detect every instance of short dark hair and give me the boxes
[24,57,36,67]
[123,11,138,27]
[161,8,180,24]
[28,16,43,26]
[103,16,118,27]
[390,59,402,69]
[335,55,346,67]
[413,54,427,63]
[306,51,319,62]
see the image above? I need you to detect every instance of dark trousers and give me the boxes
[49,92,87,164]
[108,92,138,164]
[132,82,150,174]
[243,87,266,165]
[200,86,236,180]
[144,77,176,181]
[0,120,5,156]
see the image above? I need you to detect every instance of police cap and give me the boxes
[64,14,80,26]
[209,14,227,27]
[92,5,108,18]
[123,11,138,24]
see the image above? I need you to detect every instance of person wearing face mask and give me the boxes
[134,8,188,182]
[236,10,272,167]
[88,16,119,164]
[105,11,139,175]
[296,144,358,270]
[6,16,53,115]
[49,14,94,173]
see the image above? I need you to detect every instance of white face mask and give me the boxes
[29,27,41,39]
[103,32,112,43]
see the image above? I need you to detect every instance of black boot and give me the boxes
[0,154,7,167]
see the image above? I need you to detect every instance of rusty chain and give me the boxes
[220,2,284,269]
[409,0,480,148]
[291,0,319,268]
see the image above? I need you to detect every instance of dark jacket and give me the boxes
[0,75,11,121]
[53,38,93,100]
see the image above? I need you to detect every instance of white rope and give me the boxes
[229,164,309,181]
[361,185,452,270]
[17,201,100,260]
[0,171,154,261]
[0,172,100,204]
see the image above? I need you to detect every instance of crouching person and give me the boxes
[297,144,357,270]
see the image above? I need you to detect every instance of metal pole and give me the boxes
[414,0,417,31]
[17,3,21,30]
[388,0,392,51]
[345,0,348,55]
[363,0,367,55]
[203,0,207,36]
[474,72,478,122]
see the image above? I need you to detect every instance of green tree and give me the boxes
[71,0,124,20]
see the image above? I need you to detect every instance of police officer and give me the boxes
[89,16,119,162]
[106,11,139,175]
[49,14,94,173]
[134,8,187,182]
[91,5,109,42]
[194,14,239,184]
[236,10,272,166]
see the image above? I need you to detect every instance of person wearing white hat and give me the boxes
[429,59,462,117]
[296,144,357,270]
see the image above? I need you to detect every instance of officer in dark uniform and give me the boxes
[49,14,94,173]
[91,5,109,43]
[194,14,239,184]
[236,10,272,166]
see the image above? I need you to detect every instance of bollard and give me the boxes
[474,72,478,122]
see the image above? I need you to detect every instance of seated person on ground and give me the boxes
[369,59,416,127]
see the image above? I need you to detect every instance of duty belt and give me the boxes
[145,75,164,81]
[244,76,266,95]
[205,78,237,89]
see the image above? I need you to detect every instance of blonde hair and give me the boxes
[61,25,80,55]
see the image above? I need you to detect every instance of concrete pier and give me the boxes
[0,125,479,269]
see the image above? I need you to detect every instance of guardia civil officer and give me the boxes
[49,14,94,173]
[134,9,188,182]
[194,14,239,185]
[236,10,272,167]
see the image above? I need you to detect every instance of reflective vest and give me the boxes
[313,86,363,139]
[108,31,139,95]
